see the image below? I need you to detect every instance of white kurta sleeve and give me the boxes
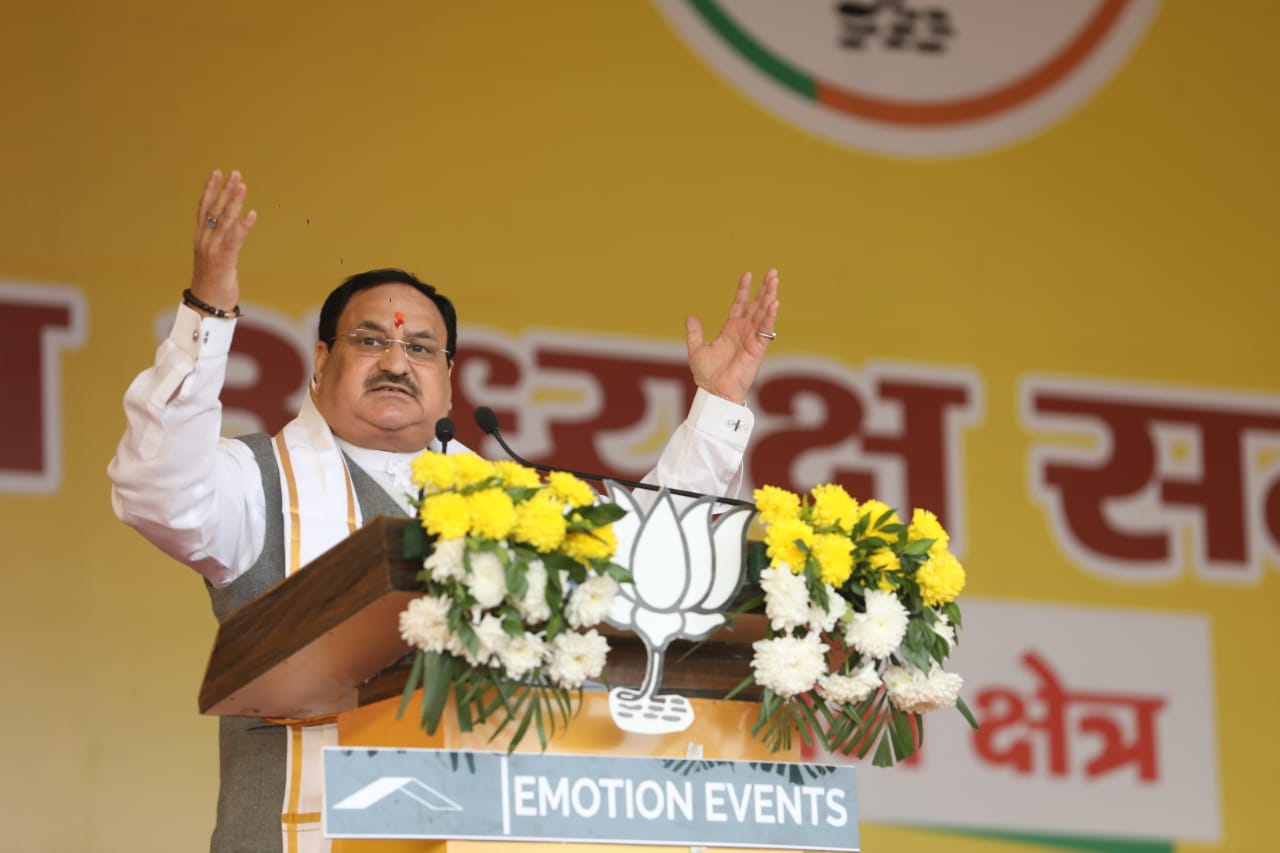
[108,303,267,587]
[645,387,754,501]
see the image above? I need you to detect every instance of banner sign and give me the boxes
[324,748,860,850]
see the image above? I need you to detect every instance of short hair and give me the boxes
[317,268,457,363]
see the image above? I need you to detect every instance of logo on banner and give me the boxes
[653,0,1162,157]
[333,777,462,812]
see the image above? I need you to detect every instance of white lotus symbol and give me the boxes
[604,482,752,734]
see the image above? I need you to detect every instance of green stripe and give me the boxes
[688,0,816,98]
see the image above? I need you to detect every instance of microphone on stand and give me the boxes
[473,406,754,508]
[434,417,456,455]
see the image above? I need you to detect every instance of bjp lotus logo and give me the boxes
[603,483,753,734]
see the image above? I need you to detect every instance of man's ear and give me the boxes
[313,340,330,389]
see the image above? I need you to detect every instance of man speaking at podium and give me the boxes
[108,169,781,853]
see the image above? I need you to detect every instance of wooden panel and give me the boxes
[198,516,421,717]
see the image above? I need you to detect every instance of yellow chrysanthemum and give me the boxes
[811,533,854,586]
[916,550,966,607]
[547,471,597,509]
[908,508,950,556]
[858,499,900,532]
[452,453,496,487]
[410,452,455,492]
[867,547,900,574]
[511,490,567,552]
[754,485,802,525]
[494,459,541,490]
[419,491,471,540]
[466,488,517,540]
[809,483,858,533]
[561,524,617,563]
[764,517,815,572]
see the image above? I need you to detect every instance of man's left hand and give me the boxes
[685,268,781,405]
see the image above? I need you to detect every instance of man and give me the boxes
[109,170,781,852]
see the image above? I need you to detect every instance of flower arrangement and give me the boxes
[735,483,978,767]
[396,451,630,751]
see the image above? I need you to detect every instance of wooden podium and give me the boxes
[200,516,791,852]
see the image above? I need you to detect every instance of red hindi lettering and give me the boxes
[0,283,86,493]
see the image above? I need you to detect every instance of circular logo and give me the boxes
[655,0,1161,157]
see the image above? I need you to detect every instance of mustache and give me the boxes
[364,371,420,397]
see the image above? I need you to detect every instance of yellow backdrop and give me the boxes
[2,2,1276,851]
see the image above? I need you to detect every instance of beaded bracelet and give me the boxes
[183,288,242,319]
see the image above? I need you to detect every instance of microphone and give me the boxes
[434,417,456,455]
[473,406,753,508]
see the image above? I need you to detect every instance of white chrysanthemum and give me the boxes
[398,594,453,653]
[517,559,552,624]
[819,663,882,705]
[467,550,508,610]
[566,575,619,629]
[547,629,610,688]
[931,612,956,649]
[808,585,848,634]
[424,537,465,582]
[500,631,548,681]
[465,613,509,668]
[845,589,909,659]
[751,632,828,698]
[760,565,811,631]
[883,663,963,713]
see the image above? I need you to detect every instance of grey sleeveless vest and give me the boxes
[207,433,407,853]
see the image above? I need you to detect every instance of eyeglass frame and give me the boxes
[327,327,453,366]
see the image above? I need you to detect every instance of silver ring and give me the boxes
[756,330,777,340]
[205,216,218,229]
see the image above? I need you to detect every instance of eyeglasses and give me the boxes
[334,329,452,365]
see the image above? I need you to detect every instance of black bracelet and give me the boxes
[183,288,242,319]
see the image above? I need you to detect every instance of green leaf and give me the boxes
[502,610,525,637]
[723,673,757,702]
[900,538,934,556]
[574,503,626,526]
[504,557,528,601]
[541,552,579,575]
[746,540,769,584]
[600,561,633,584]
[419,653,452,735]
[871,733,895,767]
[395,650,425,721]
[887,704,917,762]
[956,694,981,730]
[402,521,430,561]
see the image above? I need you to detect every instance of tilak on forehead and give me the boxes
[388,294,407,329]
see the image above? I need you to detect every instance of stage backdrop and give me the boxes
[2,2,1276,851]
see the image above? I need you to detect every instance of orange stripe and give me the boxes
[343,458,358,535]
[282,812,322,826]
[284,724,305,853]
[274,432,303,576]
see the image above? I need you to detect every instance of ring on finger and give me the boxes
[756,330,777,340]
[205,216,219,229]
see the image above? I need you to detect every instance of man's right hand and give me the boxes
[191,169,257,314]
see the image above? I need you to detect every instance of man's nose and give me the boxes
[377,340,412,371]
